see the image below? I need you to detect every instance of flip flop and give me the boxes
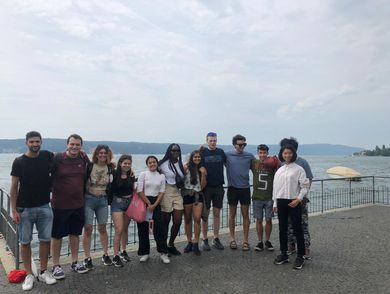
[242,242,250,251]
[230,240,237,250]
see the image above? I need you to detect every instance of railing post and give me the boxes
[321,180,324,213]
[15,227,20,269]
[349,180,352,208]
[372,176,375,204]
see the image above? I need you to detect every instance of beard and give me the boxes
[28,145,41,154]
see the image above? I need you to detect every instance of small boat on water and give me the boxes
[326,166,362,181]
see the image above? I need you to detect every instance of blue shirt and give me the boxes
[225,150,255,188]
[295,157,313,180]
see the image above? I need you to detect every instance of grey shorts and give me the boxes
[253,200,273,220]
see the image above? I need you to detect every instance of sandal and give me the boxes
[229,240,237,250]
[242,242,250,251]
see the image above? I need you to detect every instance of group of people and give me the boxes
[10,131,313,291]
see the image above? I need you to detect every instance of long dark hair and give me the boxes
[158,143,185,175]
[188,150,201,185]
[114,154,133,184]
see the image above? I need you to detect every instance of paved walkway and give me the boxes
[1,205,389,294]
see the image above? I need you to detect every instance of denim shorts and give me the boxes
[253,199,274,220]
[111,196,131,213]
[84,194,109,225]
[17,203,53,245]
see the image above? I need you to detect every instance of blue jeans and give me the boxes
[110,196,131,213]
[84,194,108,225]
[17,203,53,245]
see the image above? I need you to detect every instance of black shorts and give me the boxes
[227,187,251,206]
[203,186,225,209]
[182,193,204,205]
[51,207,85,239]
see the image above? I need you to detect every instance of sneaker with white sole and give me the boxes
[293,256,305,270]
[139,254,149,262]
[160,253,170,264]
[255,241,264,251]
[52,265,65,280]
[22,274,35,291]
[38,270,57,285]
[70,262,88,274]
[102,254,113,266]
[265,240,274,251]
[112,255,124,267]
[120,250,131,263]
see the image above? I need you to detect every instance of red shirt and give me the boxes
[51,152,87,209]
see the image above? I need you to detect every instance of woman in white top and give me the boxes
[272,144,310,270]
[137,156,169,263]
[158,144,185,256]
[182,150,207,256]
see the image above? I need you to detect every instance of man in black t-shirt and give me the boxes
[200,132,226,251]
[10,131,56,291]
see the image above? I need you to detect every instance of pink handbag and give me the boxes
[125,191,147,223]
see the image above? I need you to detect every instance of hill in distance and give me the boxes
[0,139,364,156]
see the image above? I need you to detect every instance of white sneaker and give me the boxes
[160,253,170,264]
[139,254,149,262]
[22,274,34,291]
[38,270,57,285]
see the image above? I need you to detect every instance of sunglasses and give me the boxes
[171,149,180,153]
[236,143,247,147]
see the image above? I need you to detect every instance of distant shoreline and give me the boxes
[0,139,363,156]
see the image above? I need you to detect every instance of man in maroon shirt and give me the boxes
[51,134,89,279]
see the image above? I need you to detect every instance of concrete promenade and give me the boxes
[1,205,389,294]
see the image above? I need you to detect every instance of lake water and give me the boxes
[1,153,390,191]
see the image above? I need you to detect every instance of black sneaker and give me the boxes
[255,241,264,251]
[212,238,224,250]
[202,239,211,251]
[184,242,193,253]
[193,243,201,256]
[265,240,274,251]
[120,250,131,263]
[83,257,94,271]
[102,254,113,266]
[168,245,182,256]
[293,256,305,270]
[112,255,124,268]
[274,254,289,265]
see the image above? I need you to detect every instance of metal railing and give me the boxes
[0,188,19,269]
[1,176,390,269]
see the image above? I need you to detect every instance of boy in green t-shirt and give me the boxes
[251,144,280,251]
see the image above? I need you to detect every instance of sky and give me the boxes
[0,0,389,149]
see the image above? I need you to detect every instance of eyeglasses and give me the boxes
[236,143,247,147]
[171,149,180,153]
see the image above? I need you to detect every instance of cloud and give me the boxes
[0,0,389,147]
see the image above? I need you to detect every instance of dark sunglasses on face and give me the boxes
[236,143,247,147]
[171,149,180,153]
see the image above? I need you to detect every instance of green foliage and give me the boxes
[364,145,390,156]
